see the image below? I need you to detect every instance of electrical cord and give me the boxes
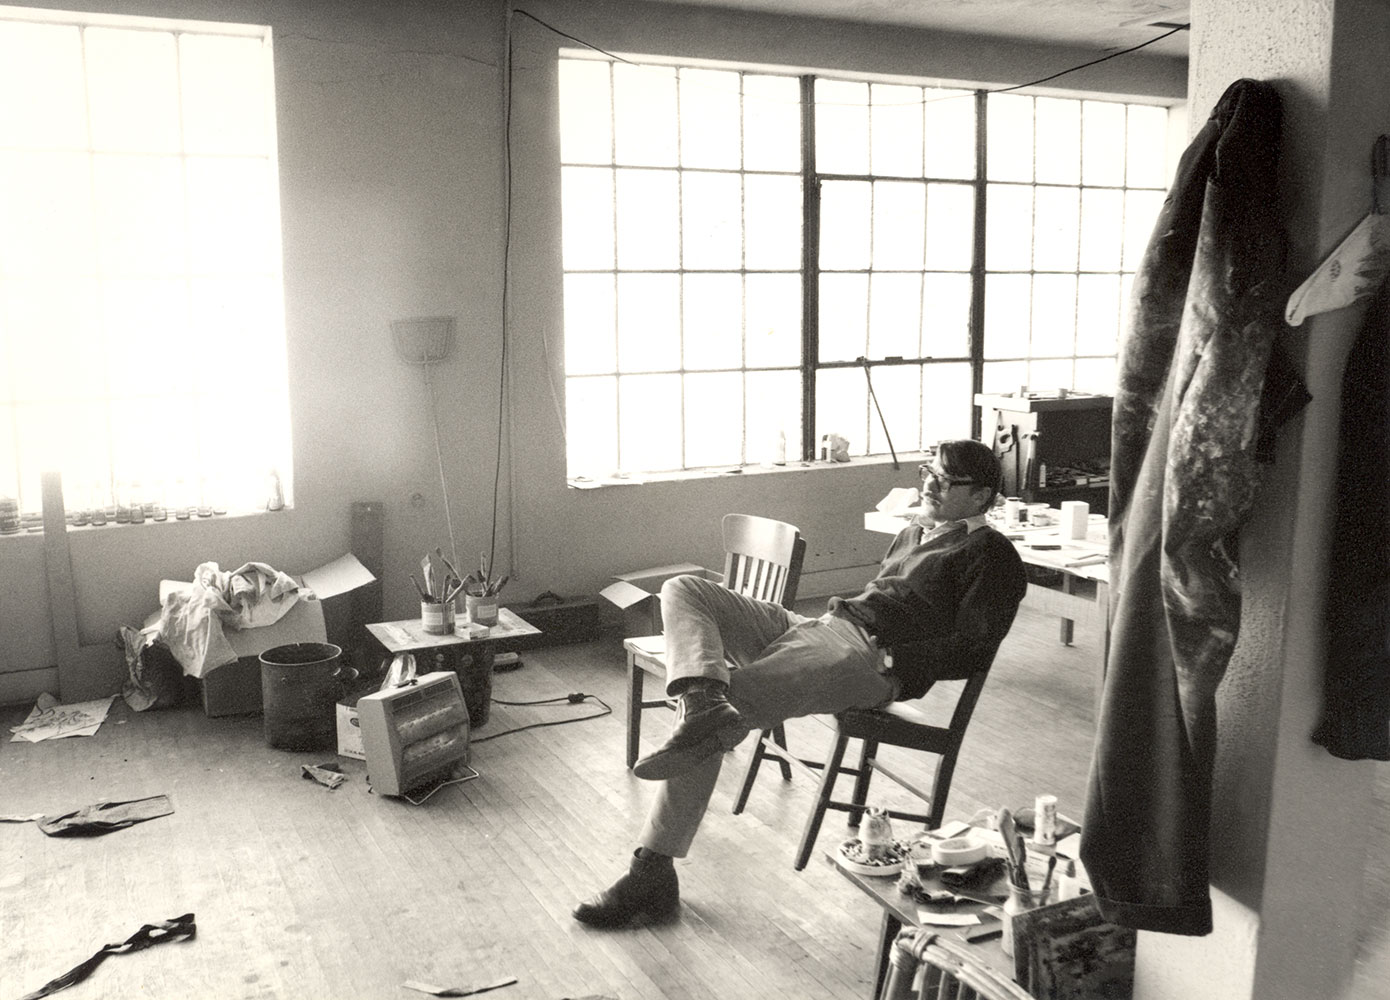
[511,8,1187,104]
[471,692,612,743]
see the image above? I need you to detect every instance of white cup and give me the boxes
[1004,497,1022,525]
[1061,500,1089,540]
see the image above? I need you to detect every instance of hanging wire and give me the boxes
[512,7,1187,106]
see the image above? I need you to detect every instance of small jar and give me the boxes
[465,593,499,626]
[1001,882,1053,957]
[421,600,456,635]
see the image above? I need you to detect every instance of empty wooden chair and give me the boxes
[622,513,805,770]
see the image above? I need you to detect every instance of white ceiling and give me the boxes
[631,0,1190,57]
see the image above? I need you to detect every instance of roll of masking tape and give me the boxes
[931,837,988,866]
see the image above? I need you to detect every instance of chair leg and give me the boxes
[846,738,878,828]
[795,731,851,871]
[732,728,774,815]
[771,723,792,781]
[625,655,644,771]
[926,753,958,830]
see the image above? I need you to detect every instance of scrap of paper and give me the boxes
[916,909,981,927]
[403,976,517,997]
[9,694,116,743]
[301,763,347,790]
[875,487,921,516]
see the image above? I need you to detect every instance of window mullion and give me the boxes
[799,73,818,463]
[968,89,987,441]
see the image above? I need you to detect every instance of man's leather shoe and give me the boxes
[632,684,748,781]
[572,849,679,928]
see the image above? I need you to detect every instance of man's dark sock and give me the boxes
[669,677,726,697]
[636,847,671,862]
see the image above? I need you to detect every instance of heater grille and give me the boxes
[357,672,470,797]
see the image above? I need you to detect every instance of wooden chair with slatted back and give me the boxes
[622,513,806,770]
[878,928,1033,1000]
[732,661,994,870]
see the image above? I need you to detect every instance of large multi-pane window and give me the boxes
[0,6,289,524]
[558,53,1169,480]
[981,93,1169,395]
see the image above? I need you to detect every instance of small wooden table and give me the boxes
[366,610,539,727]
[830,851,1013,999]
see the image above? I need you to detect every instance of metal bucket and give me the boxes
[259,642,356,751]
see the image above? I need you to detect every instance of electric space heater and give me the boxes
[357,672,470,796]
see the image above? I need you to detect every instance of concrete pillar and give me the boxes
[1134,2,1385,998]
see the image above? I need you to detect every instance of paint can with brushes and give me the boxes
[421,600,456,636]
[461,553,506,626]
[1002,881,1054,957]
[998,806,1055,957]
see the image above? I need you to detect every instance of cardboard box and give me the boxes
[197,598,327,717]
[153,554,376,718]
[336,700,365,760]
[598,563,721,637]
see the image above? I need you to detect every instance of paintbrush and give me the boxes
[998,809,1030,890]
[1014,833,1031,890]
[410,574,431,602]
[1040,854,1058,896]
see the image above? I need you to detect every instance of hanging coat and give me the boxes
[1313,283,1390,761]
[1081,78,1306,936]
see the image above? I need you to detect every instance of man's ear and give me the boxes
[971,486,994,514]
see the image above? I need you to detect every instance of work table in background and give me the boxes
[865,507,1110,705]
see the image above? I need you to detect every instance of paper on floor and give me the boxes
[9,693,115,742]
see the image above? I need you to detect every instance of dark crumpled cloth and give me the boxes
[16,913,195,1000]
[1313,281,1390,761]
[36,795,174,837]
[1081,78,1308,937]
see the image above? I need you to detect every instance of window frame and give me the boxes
[0,5,291,524]
[556,52,1170,481]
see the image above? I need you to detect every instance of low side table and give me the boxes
[830,850,1012,998]
[366,609,540,728]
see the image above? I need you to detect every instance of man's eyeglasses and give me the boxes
[919,465,977,489]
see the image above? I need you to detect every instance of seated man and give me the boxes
[573,439,1028,928]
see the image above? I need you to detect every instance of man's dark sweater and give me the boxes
[829,519,1027,699]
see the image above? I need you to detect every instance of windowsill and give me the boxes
[567,451,931,489]
[0,506,293,539]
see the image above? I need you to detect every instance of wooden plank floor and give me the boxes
[1,605,1384,1000]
